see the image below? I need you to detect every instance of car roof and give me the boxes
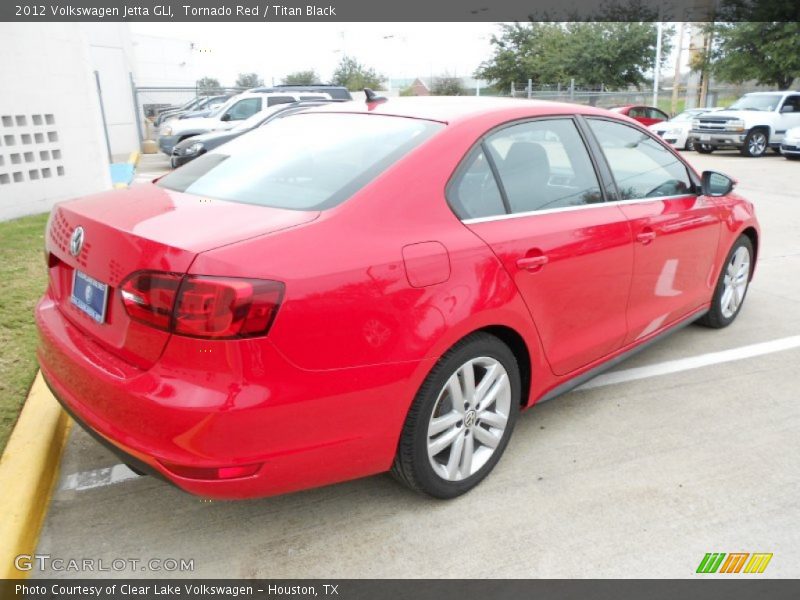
[300,96,617,125]
[744,91,797,95]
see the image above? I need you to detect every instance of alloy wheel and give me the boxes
[720,246,750,319]
[748,132,767,156]
[426,357,511,482]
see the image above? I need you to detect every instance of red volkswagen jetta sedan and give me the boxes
[37,98,759,499]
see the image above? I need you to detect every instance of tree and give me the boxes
[282,70,321,85]
[475,22,672,92]
[431,75,466,96]
[330,57,384,91]
[235,72,264,89]
[707,22,799,90]
[196,77,221,93]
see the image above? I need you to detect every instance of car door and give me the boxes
[776,94,800,143]
[585,117,721,344]
[452,117,633,376]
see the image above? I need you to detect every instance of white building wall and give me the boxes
[132,34,197,87]
[0,23,112,221]
[81,23,141,158]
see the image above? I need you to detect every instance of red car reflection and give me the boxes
[37,97,759,499]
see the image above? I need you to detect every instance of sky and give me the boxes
[130,22,500,86]
[130,22,688,88]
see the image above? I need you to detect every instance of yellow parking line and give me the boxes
[0,372,71,578]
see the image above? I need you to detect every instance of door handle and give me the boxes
[516,255,549,271]
[636,229,657,244]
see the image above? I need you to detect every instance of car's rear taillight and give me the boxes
[120,271,284,339]
[121,271,183,331]
[174,276,284,339]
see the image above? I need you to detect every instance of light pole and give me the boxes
[653,21,663,107]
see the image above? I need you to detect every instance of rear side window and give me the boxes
[157,113,442,211]
[448,148,505,219]
[485,119,603,214]
[587,119,694,200]
[267,96,297,107]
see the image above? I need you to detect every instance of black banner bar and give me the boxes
[2,0,799,22]
[3,580,800,600]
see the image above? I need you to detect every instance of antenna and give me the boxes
[364,88,387,104]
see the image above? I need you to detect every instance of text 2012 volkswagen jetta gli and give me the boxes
[37,98,760,499]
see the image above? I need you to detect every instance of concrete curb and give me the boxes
[0,372,71,579]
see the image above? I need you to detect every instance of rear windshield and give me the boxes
[157,113,442,210]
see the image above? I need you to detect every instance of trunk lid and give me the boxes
[46,185,318,368]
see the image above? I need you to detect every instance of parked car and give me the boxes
[250,84,352,100]
[610,105,670,126]
[176,95,232,120]
[689,91,800,156]
[170,100,342,168]
[781,126,800,160]
[153,97,205,126]
[38,97,759,500]
[649,108,724,151]
[158,91,331,154]
[154,95,229,127]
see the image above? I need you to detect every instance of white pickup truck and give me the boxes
[689,90,800,157]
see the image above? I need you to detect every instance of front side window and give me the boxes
[157,113,443,211]
[225,98,262,121]
[781,95,800,112]
[587,119,694,200]
[647,108,669,120]
[484,119,603,214]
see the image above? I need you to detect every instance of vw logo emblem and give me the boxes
[69,227,85,257]
[464,410,477,428]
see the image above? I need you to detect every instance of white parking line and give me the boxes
[61,463,141,491]
[578,335,800,390]
[60,335,800,492]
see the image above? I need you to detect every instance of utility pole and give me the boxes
[671,22,685,115]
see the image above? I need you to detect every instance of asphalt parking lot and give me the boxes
[34,149,800,579]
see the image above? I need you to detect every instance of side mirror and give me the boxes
[220,113,231,122]
[702,171,735,197]
[780,105,794,113]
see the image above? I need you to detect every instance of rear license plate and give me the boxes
[70,270,109,324]
[700,134,711,141]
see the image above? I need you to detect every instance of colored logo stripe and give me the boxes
[719,553,749,573]
[696,552,773,574]
[744,553,773,574]
[697,553,726,573]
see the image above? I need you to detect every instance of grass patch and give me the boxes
[0,212,49,453]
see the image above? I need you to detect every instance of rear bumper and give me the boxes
[36,294,424,499]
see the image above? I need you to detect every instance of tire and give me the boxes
[786,154,800,161]
[740,129,768,157]
[698,235,753,329]
[392,332,521,499]
[695,143,714,154]
[685,139,695,151]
